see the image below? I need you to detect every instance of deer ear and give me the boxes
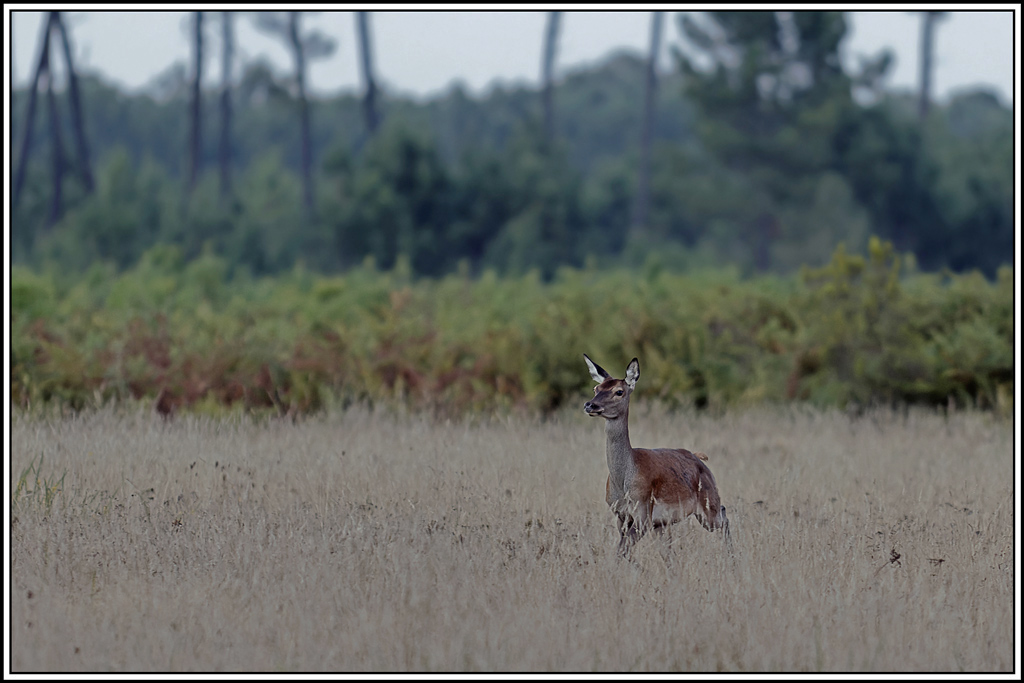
[584,354,609,383]
[625,358,640,390]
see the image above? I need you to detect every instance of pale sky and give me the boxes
[6,9,1019,105]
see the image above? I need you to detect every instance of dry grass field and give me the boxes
[9,404,1016,673]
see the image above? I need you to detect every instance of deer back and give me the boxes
[631,447,722,522]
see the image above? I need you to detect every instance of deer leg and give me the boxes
[614,512,631,557]
[616,512,646,558]
[697,508,716,532]
[617,515,637,557]
[621,500,656,557]
[719,505,731,542]
[617,531,632,558]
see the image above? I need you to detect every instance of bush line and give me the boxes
[11,239,1013,417]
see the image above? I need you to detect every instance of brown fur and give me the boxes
[585,354,729,556]
[624,448,722,529]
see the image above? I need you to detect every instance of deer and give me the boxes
[583,354,729,557]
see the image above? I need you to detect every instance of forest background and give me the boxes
[8,11,1016,416]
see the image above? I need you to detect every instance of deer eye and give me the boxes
[615,390,624,396]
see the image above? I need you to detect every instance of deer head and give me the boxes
[583,355,639,420]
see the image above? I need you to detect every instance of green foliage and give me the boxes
[478,137,586,278]
[923,91,1014,274]
[324,122,455,274]
[11,241,1012,418]
[675,12,1012,277]
[31,148,174,270]
[227,151,308,273]
[795,238,1013,411]
[11,20,1012,281]
[12,454,67,514]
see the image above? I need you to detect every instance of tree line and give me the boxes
[11,11,1014,280]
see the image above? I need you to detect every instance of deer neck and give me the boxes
[604,410,635,491]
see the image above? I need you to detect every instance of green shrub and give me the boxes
[10,241,1013,416]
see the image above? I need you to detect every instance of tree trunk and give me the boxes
[918,11,946,121]
[289,11,314,217]
[45,19,66,227]
[357,11,380,136]
[219,11,233,202]
[188,11,204,196]
[541,11,561,148]
[13,12,54,211]
[52,11,94,193]
[631,11,664,237]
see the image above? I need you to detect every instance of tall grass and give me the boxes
[9,405,1014,672]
